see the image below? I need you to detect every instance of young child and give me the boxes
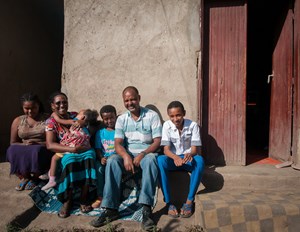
[157,101,205,218]
[91,105,117,208]
[42,109,99,191]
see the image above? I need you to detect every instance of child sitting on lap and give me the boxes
[92,105,117,208]
[42,109,99,191]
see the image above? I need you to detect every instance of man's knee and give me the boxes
[106,154,123,167]
[141,153,158,167]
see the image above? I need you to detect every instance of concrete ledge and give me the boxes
[201,165,300,192]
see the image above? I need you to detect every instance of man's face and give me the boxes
[123,90,140,114]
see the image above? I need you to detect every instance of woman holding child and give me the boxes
[45,91,98,218]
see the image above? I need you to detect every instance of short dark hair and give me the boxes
[167,101,185,112]
[20,92,44,113]
[100,105,117,118]
[122,86,139,96]
[48,91,68,104]
[84,109,99,126]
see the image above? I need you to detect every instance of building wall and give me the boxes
[62,0,201,121]
[0,0,63,161]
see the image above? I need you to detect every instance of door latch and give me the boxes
[267,73,274,83]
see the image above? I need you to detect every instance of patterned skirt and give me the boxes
[6,144,54,176]
[56,148,97,203]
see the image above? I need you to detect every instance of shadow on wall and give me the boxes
[145,104,165,125]
[202,133,226,166]
[0,0,64,161]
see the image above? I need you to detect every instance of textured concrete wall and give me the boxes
[62,0,201,120]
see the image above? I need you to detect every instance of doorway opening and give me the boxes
[246,0,291,164]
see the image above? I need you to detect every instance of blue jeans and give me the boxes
[101,153,159,209]
[157,154,205,204]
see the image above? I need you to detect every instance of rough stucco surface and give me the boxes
[62,0,200,120]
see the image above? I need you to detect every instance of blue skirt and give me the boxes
[56,148,98,203]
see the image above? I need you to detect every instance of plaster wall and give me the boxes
[62,0,201,121]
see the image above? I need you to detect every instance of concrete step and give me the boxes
[201,164,300,192]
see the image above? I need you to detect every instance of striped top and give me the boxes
[115,107,162,156]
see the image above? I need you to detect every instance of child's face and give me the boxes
[167,107,185,129]
[101,112,117,129]
[76,110,86,120]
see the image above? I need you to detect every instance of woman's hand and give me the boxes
[23,140,39,145]
[74,145,90,153]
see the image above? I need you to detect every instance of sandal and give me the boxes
[180,203,194,218]
[25,180,37,190]
[58,201,72,218]
[15,179,29,191]
[91,197,102,208]
[167,204,179,218]
[80,204,93,213]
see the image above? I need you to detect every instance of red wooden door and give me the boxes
[202,0,247,165]
[292,0,300,167]
[269,9,293,161]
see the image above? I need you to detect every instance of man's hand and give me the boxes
[124,155,135,173]
[133,153,144,167]
[183,153,193,164]
[173,156,184,167]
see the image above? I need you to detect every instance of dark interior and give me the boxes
[246,0,291,164]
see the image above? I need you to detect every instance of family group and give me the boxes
[6,86,205,231]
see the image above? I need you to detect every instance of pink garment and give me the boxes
[60,125,90,148]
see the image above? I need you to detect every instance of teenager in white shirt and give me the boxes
[157,101,205,218]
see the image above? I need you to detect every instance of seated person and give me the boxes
[7,92,53,191]
[92,105,117,208]
[42,109,99,191]
[157,101,205,218]
[90,86,162,231]
[46,91,98,217]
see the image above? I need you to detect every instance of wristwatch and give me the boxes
[140,151,147,156]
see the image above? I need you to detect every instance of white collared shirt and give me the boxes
[161,119,201,155]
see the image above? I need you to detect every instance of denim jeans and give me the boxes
[101,153,159,209]
[157,154,205,204]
